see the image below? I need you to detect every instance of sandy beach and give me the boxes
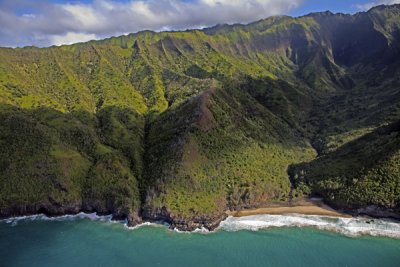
[227,198,352,218]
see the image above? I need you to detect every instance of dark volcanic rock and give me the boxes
[127,212,143,227]
[354,206,400,220]
[169,214,228,231]
[0,202,82,219]
[141,206,227,231]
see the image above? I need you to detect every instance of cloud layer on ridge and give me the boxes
[0,0,302,47]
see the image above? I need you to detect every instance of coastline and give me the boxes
[3,203,400,238]
[2,198,400,233]
[3,209,400,239]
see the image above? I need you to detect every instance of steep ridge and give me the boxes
[0,5,400,229]
[289,120,400,218]
[141,82,315,229]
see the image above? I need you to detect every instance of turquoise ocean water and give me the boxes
[1,214,400,267]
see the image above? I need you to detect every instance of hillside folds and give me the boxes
[0,5,400,229]
[289,121,400,217]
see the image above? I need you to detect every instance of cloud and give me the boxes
[0,0,302,47]
[50,32,97,46]
[356,0,400,11]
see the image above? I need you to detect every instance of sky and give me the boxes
[0,0,399,47]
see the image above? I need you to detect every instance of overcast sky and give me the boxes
[0,0,399,47]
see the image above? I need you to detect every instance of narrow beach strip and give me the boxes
[226,198,352,218]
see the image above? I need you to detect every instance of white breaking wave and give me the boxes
[3,212,117,226]
[3,212,400,238]
[218,214,400,238]
[173,226,210,234]
[125,221,169,230]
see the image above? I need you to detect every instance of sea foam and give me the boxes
[218,214,400,238]
[173,226,210,234]
[3,212,400,238]
[125,221,169,230]
[3,212,116,226]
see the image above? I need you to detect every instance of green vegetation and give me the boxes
[1,4,400,225]
[290,121,400,211]
[0,105,142,218]
[143,84,316,217]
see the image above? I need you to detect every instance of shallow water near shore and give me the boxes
[1,214,400,267]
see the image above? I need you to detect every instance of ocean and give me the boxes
[1,213,399,267]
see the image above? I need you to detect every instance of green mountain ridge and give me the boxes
[290,120,400,210]
[0,4,400,229]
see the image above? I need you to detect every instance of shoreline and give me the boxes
[3,210,400,239]
[226,198,352,218]
[2,198,399,233]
